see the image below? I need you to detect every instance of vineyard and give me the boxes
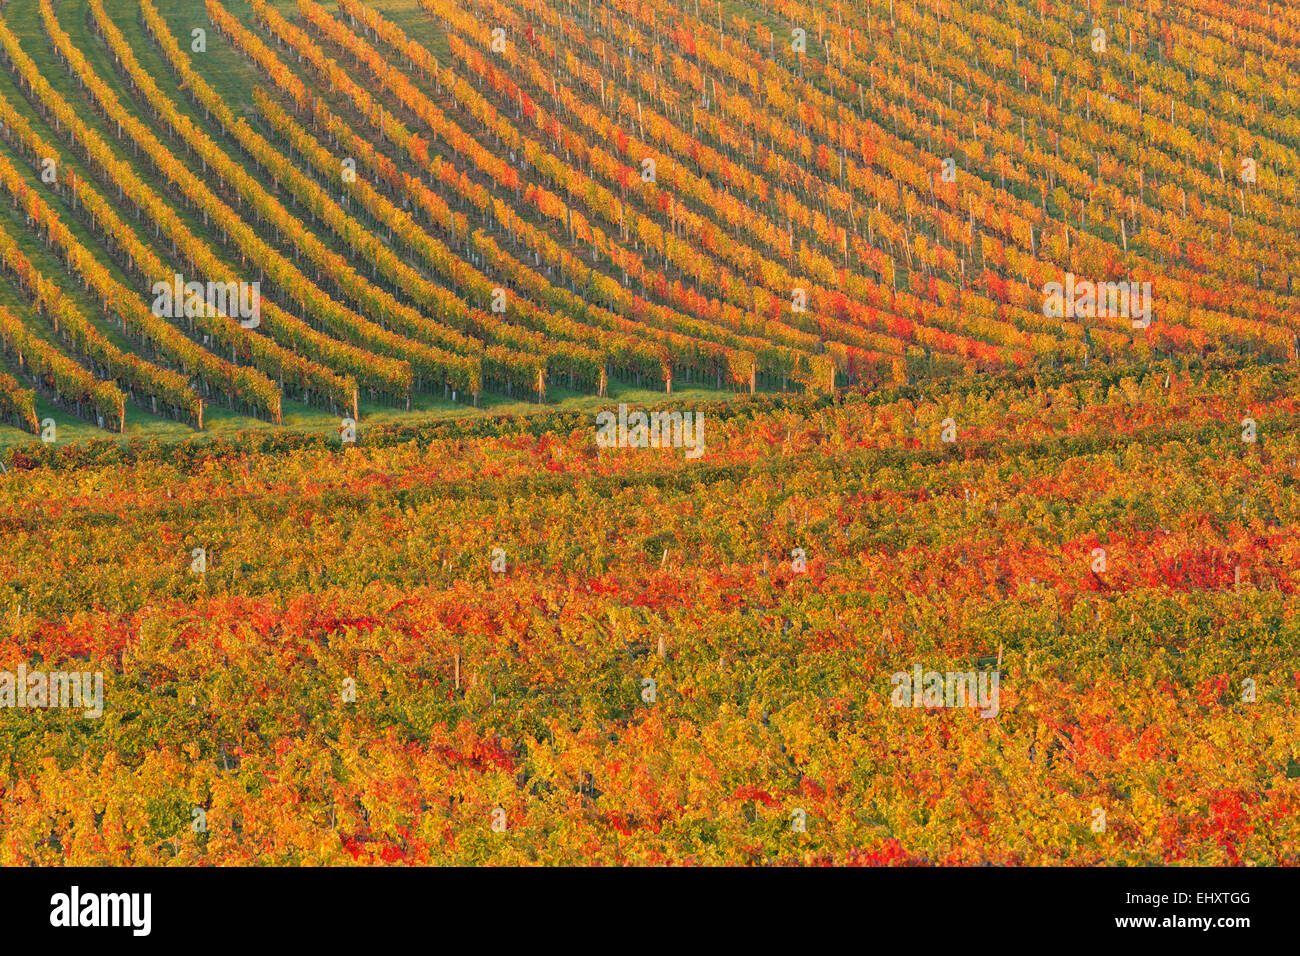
[0,0,1297,865]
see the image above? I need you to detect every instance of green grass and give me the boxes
[0,379,750,449]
